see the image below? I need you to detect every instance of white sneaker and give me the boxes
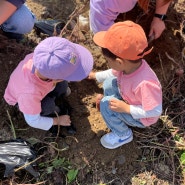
[100,130,133,149]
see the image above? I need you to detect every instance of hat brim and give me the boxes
[93,31,107,48]
[64,43,94,81]
[94,30,153,60]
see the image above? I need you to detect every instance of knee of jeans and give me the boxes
[5,6,36,34]
[100,96,111,112]
[18,16,35,33]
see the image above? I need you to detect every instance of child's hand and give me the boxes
[88,71,96,80]
[109,98,130,113]
[53,115,71,126]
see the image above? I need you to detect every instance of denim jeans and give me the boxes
[100,77,145,137]
[41,81,68,116]
[1,4,36,34]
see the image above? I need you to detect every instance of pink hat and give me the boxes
[33,37,94,81]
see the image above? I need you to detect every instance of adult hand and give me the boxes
[53,115,71,126]
[149,17,166,39]
[109,98,130,113]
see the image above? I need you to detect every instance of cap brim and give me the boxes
[140,47,153,59]
[64,43,94,81]
[93,31,107,48]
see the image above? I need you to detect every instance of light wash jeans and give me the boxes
[1,4,36,34]
[100,77,145,137]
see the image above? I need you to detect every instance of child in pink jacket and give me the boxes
[89,21,162,149]
[4,37,94,132]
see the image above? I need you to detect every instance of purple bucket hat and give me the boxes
[33,37,94,81]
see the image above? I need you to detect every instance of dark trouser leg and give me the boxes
[47,81,68,98]
[41,81,68,116]
[41,81,76,135]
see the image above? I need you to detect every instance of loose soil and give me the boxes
[0,0,185,185]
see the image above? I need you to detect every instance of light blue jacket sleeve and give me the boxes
[96,69,115,83]
[24,113,53,130]
[130,104,162,119]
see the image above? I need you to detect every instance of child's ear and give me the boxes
[116,57,124,65]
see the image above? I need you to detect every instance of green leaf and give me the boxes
[67,169,78,183]
[52,158,65,168]
[27,137,41,145]
[180,152,185,165]
[38,162,45,168]
[46,166,54,174]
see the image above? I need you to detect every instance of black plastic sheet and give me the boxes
[0,138,39,178]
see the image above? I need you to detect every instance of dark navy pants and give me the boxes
[40,81,68,116]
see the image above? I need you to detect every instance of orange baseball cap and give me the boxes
[93,21,153,60]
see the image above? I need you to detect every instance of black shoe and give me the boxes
[49,125,66,138]
[47,96,76,135]
[49,123,76,137]
[34,19,66,36]
[65,123,77,134]
[57,101,76,134]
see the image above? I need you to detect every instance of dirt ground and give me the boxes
[0,0,185,185]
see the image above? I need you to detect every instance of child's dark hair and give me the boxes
[102,48,117,60]
[102,48,141,63]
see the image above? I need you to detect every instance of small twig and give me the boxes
[181,48,185,67]
[137,141,182,150]
[6,110,16,139]
[158,53,167,82]
[17,181,46,185]
[167,110,185,115]
[65,135,79,143]
[68,22,78,40]
[161,138,177,184]
[165,52,181,68]
[59,0,89,38]
[54,111,60,143]
[34,181,46,185]
[14,154,45,172]
[47,141,69,152]
[167,110,185,122]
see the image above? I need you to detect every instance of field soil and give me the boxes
[0,0,185,184]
